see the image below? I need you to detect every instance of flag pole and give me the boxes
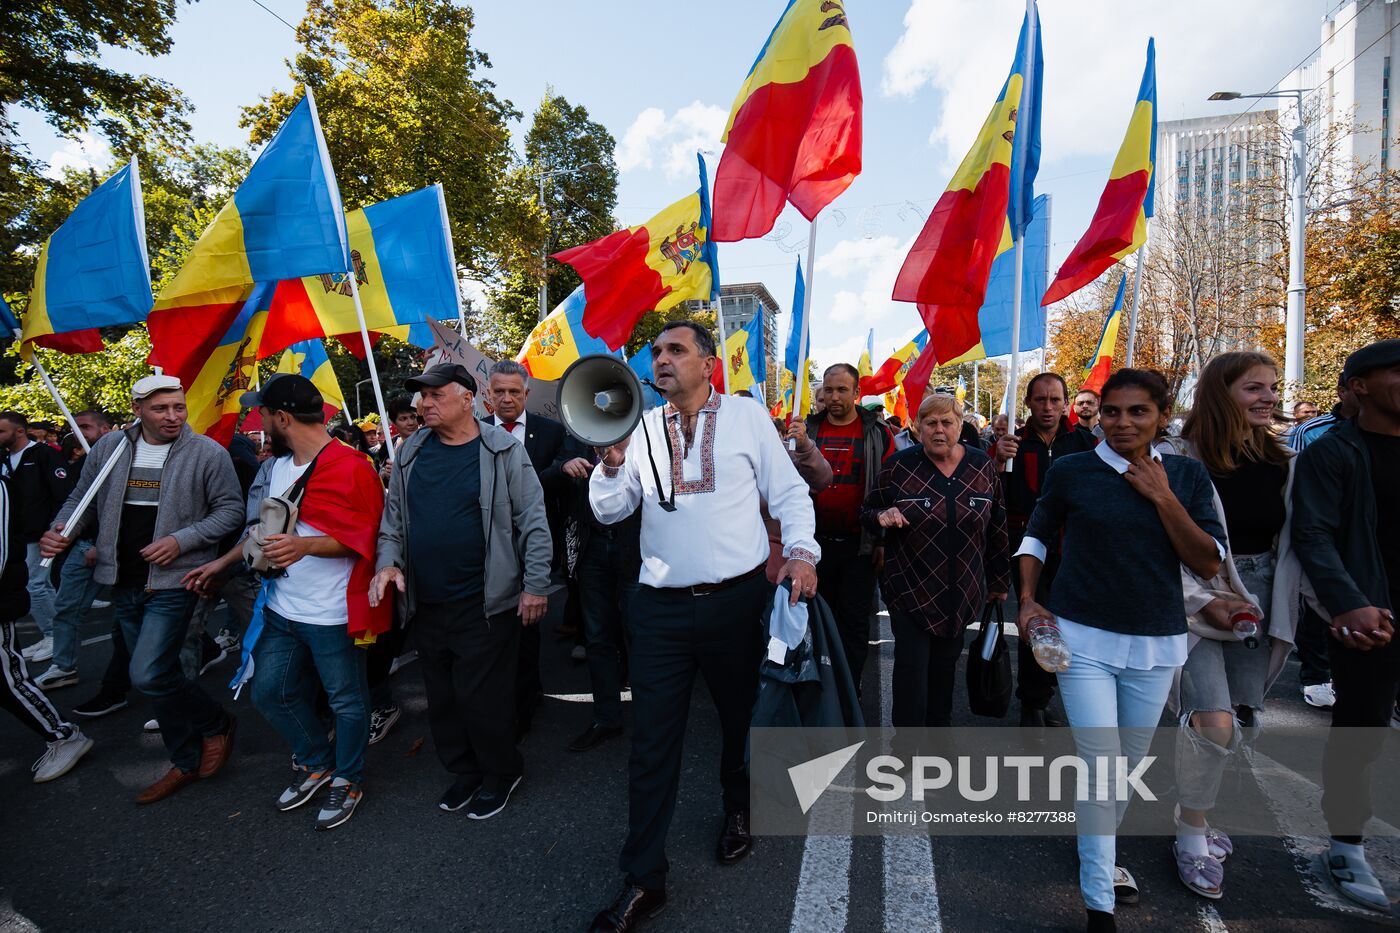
[1003,0,1037,472]
[715,293,730,394]
[2,322,89,453]
[434,183,469,337]
[1125,221,1149,366]
[799,217,818,409]
[347,274,395,463]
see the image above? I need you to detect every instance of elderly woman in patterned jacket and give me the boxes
[860,393,1009,753]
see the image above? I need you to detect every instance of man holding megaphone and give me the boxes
[582,321,819,933]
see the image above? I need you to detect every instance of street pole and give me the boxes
[1285,120,1307,406]
[538,173,549,323]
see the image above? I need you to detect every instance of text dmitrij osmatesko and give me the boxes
[864,755,1158,803]
[867,810,1077,825]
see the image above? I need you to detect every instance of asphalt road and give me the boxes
[1,591,1396,933]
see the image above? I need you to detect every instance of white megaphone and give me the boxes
[557,354,646,448]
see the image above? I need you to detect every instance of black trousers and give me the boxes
[1295,603,1333,687]
[816,535,878,690]
[415,597,523,792]
[620,571,767,890]
[1321,633,1400,842]
[1010,529,1061,711]
[890,609,966,739]
[365,621,408,710]
[516,608,543,725]
[1,618,71,741]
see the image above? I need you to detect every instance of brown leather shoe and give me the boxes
[135,767,198,804]
[197,715,237,779]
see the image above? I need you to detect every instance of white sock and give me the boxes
[1177,826,1210,858]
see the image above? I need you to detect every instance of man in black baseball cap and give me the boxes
[404,364,478,395]
[240,373,326,420]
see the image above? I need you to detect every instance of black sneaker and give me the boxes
[439,775,482,812]
[314,780,363,830]
[71,689,128,718]
[277,767,333,812]
[368,705,401,746]
[466,775,521,820]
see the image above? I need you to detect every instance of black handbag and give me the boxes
[966,602,1013,718]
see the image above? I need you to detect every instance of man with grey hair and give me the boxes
[372,363,552,819]
[485,357,588,738]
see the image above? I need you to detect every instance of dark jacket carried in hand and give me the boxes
[752,585,864,731]
[999,417,1096,531]
[2,440,70,542]
[1291,418,1393,616]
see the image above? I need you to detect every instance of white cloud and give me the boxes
[42,133,112,180]
[615,101,728,180]
[814,233,916,326]
[883,0,1317,165]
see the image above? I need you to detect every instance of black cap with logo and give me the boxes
[239,373,325,416]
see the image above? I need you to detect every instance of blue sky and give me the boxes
[16,0,1328,368]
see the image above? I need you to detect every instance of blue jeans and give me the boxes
[1057,654,1175,913]
[251,607,370,784]
[25,542,56,635]
[113,584,229,772]
[578,533,639,730]
[51,540,100,671]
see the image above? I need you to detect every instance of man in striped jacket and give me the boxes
[0,477,93,782]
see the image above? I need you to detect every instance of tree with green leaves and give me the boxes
[241,0,528,280]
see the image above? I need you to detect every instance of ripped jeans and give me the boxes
[1176,552,1274,812]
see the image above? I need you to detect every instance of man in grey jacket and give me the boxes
[40,375,243,803]
[371,363,552,821]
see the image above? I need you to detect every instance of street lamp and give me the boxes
[1209,88,1311,404]
[355,378,374,420]
[528,162,601,322]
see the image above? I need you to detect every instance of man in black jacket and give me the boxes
[803,363,894,691]
[991,373,1095,727]
[0,410,69,664]
[485,359,589,738]
[1291,339,1400,913]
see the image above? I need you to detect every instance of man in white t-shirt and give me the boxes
[192,374,389,830]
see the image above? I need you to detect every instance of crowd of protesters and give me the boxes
[1,330,1397,932]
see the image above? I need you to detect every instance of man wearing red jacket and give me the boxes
[186,374,389,830]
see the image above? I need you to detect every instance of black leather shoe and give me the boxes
[1020,707,1048,728]
[716,809,752,864]
[569,723,623,753]
[589,884,666,932]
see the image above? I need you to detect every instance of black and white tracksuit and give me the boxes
[0,479,72,741]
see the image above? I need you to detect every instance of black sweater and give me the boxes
[1023,451,1225,636]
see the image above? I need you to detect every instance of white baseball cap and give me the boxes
[131,374,184,401]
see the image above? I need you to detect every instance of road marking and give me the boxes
[878,611,942,933]
[80,634,112,647]
[543,690,632,703]
[1197,903,1229,932]
[1249,747,1400,922]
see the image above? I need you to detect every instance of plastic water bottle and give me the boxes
[1029,617,1071,672]
[1230,610,1261,649]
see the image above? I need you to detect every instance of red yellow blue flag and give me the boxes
[20,159,150,356]
[1081,274,1127,397]
[518,155,718,380]
[1042,39,1155,306]
[715,309,767,394]
[713,0,862,241]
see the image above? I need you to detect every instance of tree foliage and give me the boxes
[241,0,525,279]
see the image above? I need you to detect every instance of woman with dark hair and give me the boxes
[328,421,373,458]
[1167,351,1302,899]
[1015,368,1226,932]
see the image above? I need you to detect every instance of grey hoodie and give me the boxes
[376,419,553,620]
[52,423,244,589]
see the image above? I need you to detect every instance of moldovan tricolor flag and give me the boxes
[148,93,349,380]
[517,155,719,380]
[258,185,458,356]
[892,8,1042,414]
[715,309,767,394]
[1042,39,1156,306]
[860,330,928,398]
[857,328,875,380]
[20,159,151,357]
[179,282,276,445]
[781,257,812,417]
[1081,274,1127,397]
[712,0,862,241]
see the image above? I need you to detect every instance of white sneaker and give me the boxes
[22,636,53,663]
[143,718,160,733]
[35,665,78,690]
[1302,683,1336,709]
[90,599,111,609]
[32,730,94,782]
